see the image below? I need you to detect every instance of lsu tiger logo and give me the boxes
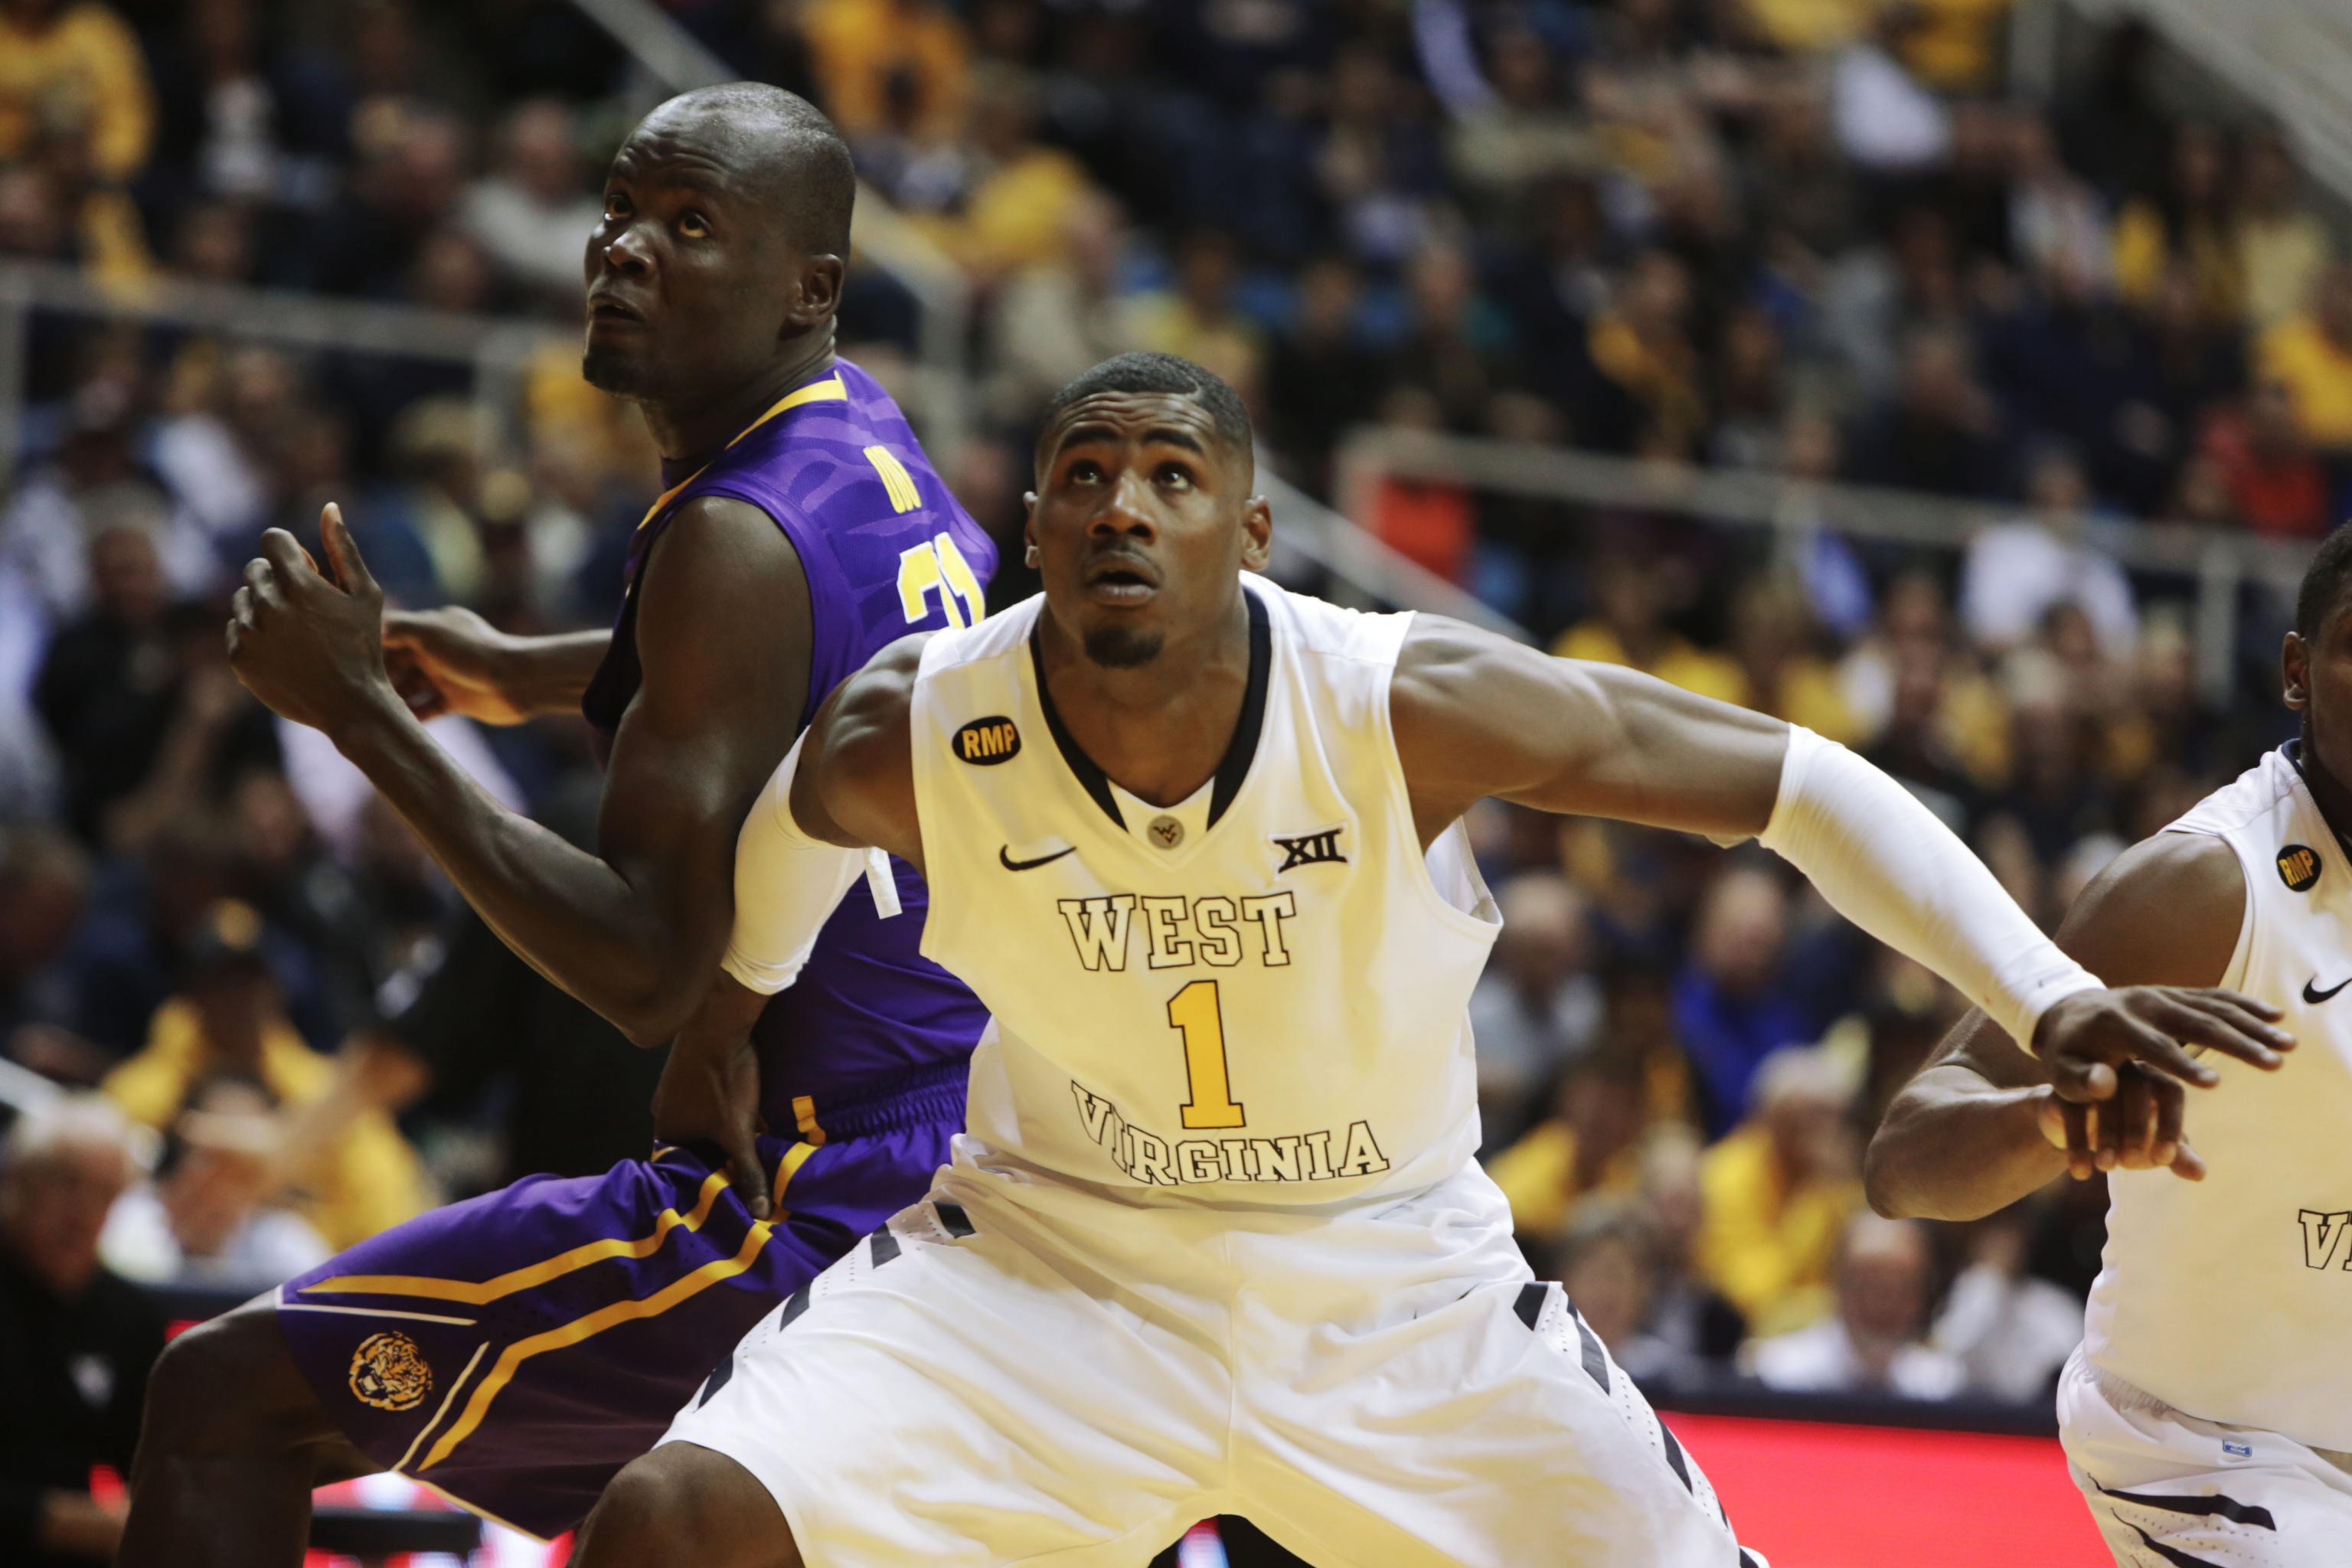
[348,1331,433,1412]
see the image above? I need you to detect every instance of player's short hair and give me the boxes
[662,83,855,256]
[1042,352,1254,465]
[2295,521,2352,641]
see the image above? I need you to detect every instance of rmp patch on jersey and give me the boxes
[2279,844,2322,891]
[953,716,1021,766]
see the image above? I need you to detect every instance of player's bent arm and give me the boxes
[1391,618,2092,1051]
[715,634,929,998]
[338,498,814,1045]
[1867,832,2249,1221]
[381,609,612,723]
[1389,617,2288,1083]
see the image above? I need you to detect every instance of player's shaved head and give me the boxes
[639,83,854,256]
[1040,352,1253,479]
[2296,521,2352,642]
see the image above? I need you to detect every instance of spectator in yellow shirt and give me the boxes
[2258,262,2352,450]
[100,901,428,1252]
[1695,1046,1863,1336]
[1487,1054,1649,1251]
[803,0,969,144]
[0,0,152,180]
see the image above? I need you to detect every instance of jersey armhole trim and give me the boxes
[1364,622,1504,944]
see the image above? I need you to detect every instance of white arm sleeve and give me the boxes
[1757,727,2102,1053]
[722,730,901,997]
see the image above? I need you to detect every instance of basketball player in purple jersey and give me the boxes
[116,84,996,1562]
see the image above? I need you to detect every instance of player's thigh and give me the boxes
[2063,1357,2352,1568]
[662,1200,1231,1568]
[1240,1278,1756,1568]
[578,1439,803,1568]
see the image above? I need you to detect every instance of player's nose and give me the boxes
[596,223,655,279]
[1091,469,1159,540]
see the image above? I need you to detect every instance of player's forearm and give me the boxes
[492,630,613,716]
[1865,1063,2062,1221]
[326,691,713,1041]
[1759,728,2100,1051]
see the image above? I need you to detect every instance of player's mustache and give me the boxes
[1080,548,1160,585]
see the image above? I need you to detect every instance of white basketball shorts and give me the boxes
[2060,1346,2352,1566]
[658,1150,1763,1567]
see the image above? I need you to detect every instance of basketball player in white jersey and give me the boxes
[1869,526,2352,1566]
[577,353,2288,1568]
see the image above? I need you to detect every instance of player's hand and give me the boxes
[226,504,397,734]
[382,606,532,725]
[2031,985,2292,1102]
[2034,1071,2207,1184]
[654,1011,771,1220]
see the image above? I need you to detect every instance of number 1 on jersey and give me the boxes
[1169,979,1246,1129]
[896,532,986,628]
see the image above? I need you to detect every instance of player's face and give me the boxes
[1027,394,1272,670]
[583,109,798,407]
[2286,586,2352,786]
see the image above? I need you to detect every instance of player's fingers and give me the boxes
[2062,1101,2096,1181]
[726,1120,771,1220]
[2116,1019,2222,1089]
[258,528,313,587]
[319,503,380,600]
[2190,986,2284,1023]
[2167,1136,2207,1181]
[230,585,256,627]
[2149,995,2282,1072]
[2093,1079,2128,1171]
[241,556,279,605]
[2176,992,2295,1061]
[2120,1071,2161,1169]
[2047,1055,2118,1103]
[2151,1073,2185,1171]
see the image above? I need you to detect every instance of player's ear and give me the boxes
[2285,630,2311,710]
[1021,494,1040,567]
[1239,495,1272,573]
[785,255,844,329]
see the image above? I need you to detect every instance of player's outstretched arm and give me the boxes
[1866,831,2254,1220]
[230,498,814,1045]
[1390,616,2291,1095]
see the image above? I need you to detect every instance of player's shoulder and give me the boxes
[2058,829,2246,985]
[911,590,1040,681]
[2165,748,2296,838]
[1256,577,1415,666]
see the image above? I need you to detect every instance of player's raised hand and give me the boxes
[2035,1068,2206,1183]
[2032,985,2292,1103]
[383,605,534,725]
[226,503,398,734]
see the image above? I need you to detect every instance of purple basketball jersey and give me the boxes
[583,359,996,1112]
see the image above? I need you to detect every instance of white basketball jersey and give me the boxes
[906,578,1501,1210]
[2083,746,2352,1447]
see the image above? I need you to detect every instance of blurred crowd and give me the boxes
[0,0,2339,1449]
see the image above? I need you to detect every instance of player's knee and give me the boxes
[579,1446,799,1568]
[140,1306,310,1458]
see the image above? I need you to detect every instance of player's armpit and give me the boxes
[1388,616,1787,847]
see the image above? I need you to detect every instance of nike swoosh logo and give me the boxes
[999,844,1076,873]
[2305,975,2351,1004]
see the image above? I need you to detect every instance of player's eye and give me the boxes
[1067,459,1103,483]
[1157,463,1195,491]
[678,211,711,238]
[602,193,629,222]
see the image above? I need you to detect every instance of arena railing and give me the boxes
[1333,425,2314,705]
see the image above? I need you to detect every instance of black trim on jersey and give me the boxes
[777,1288,811,1330]
[2127,1524,2228,1568]
[869,1228,902,1268]
[1740,1552,1762,1568]
[1206,586,1272,828]
[1509,1282,1544,1329]
[1026,583,1272,835]
[2099,1487,2276,1530]
[935,1200,975,1237]
[695,1348,735,1408]
[1570,1298,1612,1392]
[1655,1414,1694,1492]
